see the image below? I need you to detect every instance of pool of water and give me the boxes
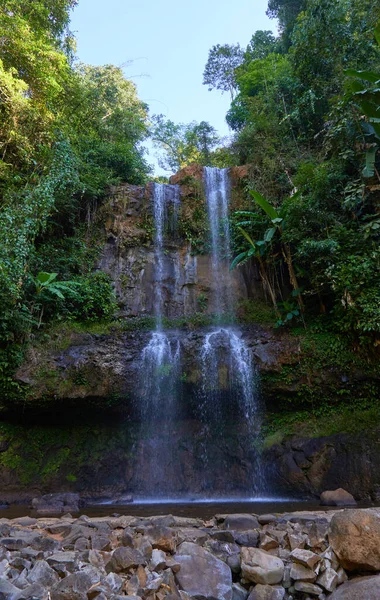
[0,498,374,520]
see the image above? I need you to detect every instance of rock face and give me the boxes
[320,488,357,506]
[329,509,380,571]
[174,542,232,600]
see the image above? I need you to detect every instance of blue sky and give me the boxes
[70,0,276,173]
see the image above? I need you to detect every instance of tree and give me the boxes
[244,30,279,61]
[150,116,220,172]
[203,44,244,99]
[267,0,306,49]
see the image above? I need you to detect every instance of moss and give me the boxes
[238,299,277,325]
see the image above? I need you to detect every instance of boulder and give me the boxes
[248,585,285,600]
[232,583,249,600]
[329,575,380,599]
[147,525,176,553]
[329,509,380,571]
[106,546,146,573]
[0,579,20,600]
[174,541,232,600]
[16,583,49,600]
[320,489,356,507]
[225,515,259,531]
[32,493,81,515]
[241,548,284,585]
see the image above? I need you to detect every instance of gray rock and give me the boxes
[47,551,78,572]
[32,493,80,515]
[50,571,92,600]
[106,546,146,573]
[0,537,26,551]
[150,548,168,571]
[104,572,123,593]
[0,579,20,600]
[329,575,380,599]
[175,527,209,546]
[317,567,338,592]
[294,581,323,595]
[248,585,285,600]
[27,559,60,587]
[232,582,249,600]
[225,515,259,531]
[16,583,49,600]
[258,515,276,526]
[147,525,176,553]
[241,548,284,585]
[234,531,259,547]
[289,563,316,582]
[174,541,232,600]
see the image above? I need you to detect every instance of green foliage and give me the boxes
[150,115,220,172]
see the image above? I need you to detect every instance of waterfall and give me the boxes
[136,183,182,497]
[199,167,264,496]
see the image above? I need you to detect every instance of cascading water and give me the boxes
[199,167,264,496]
[136,183,182,497]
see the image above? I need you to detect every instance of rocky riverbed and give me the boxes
[0,507,379,600]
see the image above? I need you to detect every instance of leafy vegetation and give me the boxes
[0,1,150,390]
[203,2,380,346]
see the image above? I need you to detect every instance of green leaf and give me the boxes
[375,22,380,47]
[36,272,58,285]
[345,68,380,83]
[271,217,283,224]
[237,227,256,249]
[45,287,65,299]
[230,251,248,270]
[362,147,377,178]
[264,227,276,242]
[250,191,279,220]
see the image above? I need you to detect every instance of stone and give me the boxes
[317,567,338,592]
[174,542,232,600]
[0,579,20,600]
[248,585,285,600]
[320,489,356,507]
[289,563,316,582]
[329,509,380,571]
[329,575,380,599]
[234,531,259,547]
[27,559,60,587]
[294,581,323,595]
[147,525,176,553]
[258,515,276,526]
[288,532,307,551]
[290,549,320,569]
[0,537,26,551]
[50,572,92,600]
[104,572,123,593]
[260,534,279,551]
[106,546,146,573]
[47,551,78,572]
[16,583,50,600]
[32,493,80,515]
[151,548,168,571]
[176,527,209,546]
[241,548,284,585]
[225,515,259,531]
[232,582,249,600]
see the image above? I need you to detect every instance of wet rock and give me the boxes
[320,489,356,507]
[248,585,285,600]
[241,547,284,585]
[258,515,276,526]
[32,493,80,515]
[329,575,380,599]
[329,509,380,571]
[174,541,232,600]
[225,515,259,531]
